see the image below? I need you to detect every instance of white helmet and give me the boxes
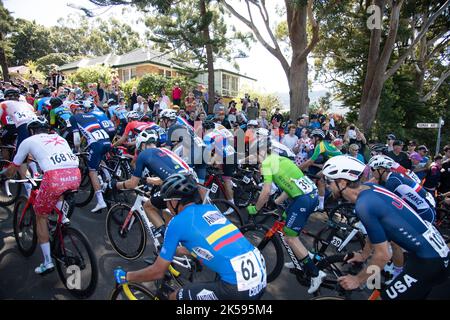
[323,155,366,181]
[368,155,395,170]
[255,128,269,137]
[126,111,140,121]
[136,130,158,150]
[160,109,177,120]
[248,119,259,127]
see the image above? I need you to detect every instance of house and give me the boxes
[58,48,256,99]
[7,65,30,80]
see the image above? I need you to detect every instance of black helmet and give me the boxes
[160,173,198,201]
[311,129,326,139]
[27,116,50,134]
[39,88,51,97]
[3,88,20,100]
[203,120,216,131]
[139,113,153,122]
[370,143,387,153]
[49,97,63,108]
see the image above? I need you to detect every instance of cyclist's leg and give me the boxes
[389,242,405,279]
[222,161,236,203]
[89,141,111,212]
[144,190,166,231]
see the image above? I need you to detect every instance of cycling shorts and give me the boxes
[150,187,166,210]
[177,278,265,300]
[34,168,81,216]
[380,253,450,300]
[88,140,111,170]
[16,123,29,150]
[284,191,319,236]
[0,126,17,146]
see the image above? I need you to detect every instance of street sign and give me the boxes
[417,123,439,128]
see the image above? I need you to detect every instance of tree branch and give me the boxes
[420,68,450,102]
[425,36,450,61]
[384,0,450,80]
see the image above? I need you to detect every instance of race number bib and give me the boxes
[49,152,78,165]
[65,119,72,128]
[101,120,112,128]
[423,221,449,258]
[92,129,109,141]
[291,176,316,194]
[230,249,265,292]
[5,115,14,125]
[14,110,34,121]
[218,128,233,139]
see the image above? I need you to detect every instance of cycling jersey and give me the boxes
[390,163,422,184]
[310,140,342,162]
[203,125,235,158]
[271,139,296,159]
[160,204,266,289]
[356,183,449,259]
[88,109,116,135]
[37,97,51,113]
[50,105,72,127]
[108,104,127,120]
[69,113,110,146]
[13,133,79,172]
[123,121,167,144]
[0,101,36,127]
[261,153,317,198]
[133,147,191,179]
[384,172,436,222]
[167,118,205,165]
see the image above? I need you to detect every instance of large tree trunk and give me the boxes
[288,2,309,120]
[199,0,215,114]
[0,33,10,82]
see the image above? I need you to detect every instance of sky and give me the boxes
[4,0,331,106]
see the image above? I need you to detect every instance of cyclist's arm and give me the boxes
[300,144,322,170]
[255,183,272,211]
[355,241,390,285]
[126,256,171,283]
[274,191,289,205]
[117,175,140,190]
[49,109,56,126]
[113,134,127,147]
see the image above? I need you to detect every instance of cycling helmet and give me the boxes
[107,98,117,105]
[160,109,177,120]
[203,120,216,131]
[247,119,259,127]
[49,97,63,109]
[370,143,387,153]
[27,116,50,134]
[126,111,140,121]
[160,173,198,201]
[39,88,51,97]
[135,129,158,150]
[3,88,20,100]
[255,128,269,137]
[70,100,84,113]
[368,155,395,170]
[311,129,325,139]
[139,113,152,122]
[322,155,366,182]
[83,100,95,111]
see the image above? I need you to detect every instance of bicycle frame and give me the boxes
[203,174,226,198]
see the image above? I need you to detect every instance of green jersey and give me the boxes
[261,153,316,198]
[310,140,342,162]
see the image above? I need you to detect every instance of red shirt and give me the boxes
[172,87,182,100]
[123,121,156,138]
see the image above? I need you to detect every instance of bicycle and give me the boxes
[11,177,98,298]
[0,145,22,206]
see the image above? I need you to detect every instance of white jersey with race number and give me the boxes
[0,100,36,127]
[13,133,79,172]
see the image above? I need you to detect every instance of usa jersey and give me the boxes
[160,204,266,288]
[356,183,448,259]
[69,113,110,146]
[133,147,191,179]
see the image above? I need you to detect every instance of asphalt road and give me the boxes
[1,197,449,300]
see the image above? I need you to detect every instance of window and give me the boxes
[222,73,239,97]
[120,68,136,82]
[165,70,172,78]
[158,68,165,76]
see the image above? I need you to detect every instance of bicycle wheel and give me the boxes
[74,156,94,207]
[239,223,284,283]
[13,196,37,257]
[110,283,157,300]
[54,226,98,299]
[0,160,22,206]
[313,226,365,256]
[210,198,244,227]
[106,203,147,260]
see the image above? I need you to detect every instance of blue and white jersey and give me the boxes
[69,113,110,146]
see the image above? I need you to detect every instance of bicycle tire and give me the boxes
[13,196,37,257]
[74,156,95,207]
[54,226,98,299]
[0,160,22,206]
[110,283,157,300]
[239,223,284,283]
[210,198,244,227]
[106,203,147,260]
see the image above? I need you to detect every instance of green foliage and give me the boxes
[137,73,196,100]
[122,78,140,103]
[68,65,113,90]
[237,85,283,116]
[24,61,46,83]
[35,53,76,74]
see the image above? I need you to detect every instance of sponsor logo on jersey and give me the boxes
[196,289,218,300]
[203,210,227,226]
[192,247,214,261]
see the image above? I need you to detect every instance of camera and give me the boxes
[350,125,355,130]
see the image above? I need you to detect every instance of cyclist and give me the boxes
[48,97,73,137]
[84,101,116,141]
[299,129,342,211]
[322,155,449,299]
[114,173,266,300]
[36,88,52,116]
[246,136,326,294]
[69,101,112,213]
[0,89,21,159]
[113,130,192,240]
[107,98,128,136]
[160,109,207,184]
[3,117,80,274]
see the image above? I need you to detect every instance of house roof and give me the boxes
[8,65,29,74]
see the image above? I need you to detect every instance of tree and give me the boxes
[357,0,449,133]
[221,0,319,121]
[68,65,114,89]
[0,0,14,81]
[35,53,77,74]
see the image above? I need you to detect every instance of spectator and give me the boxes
[97,82,106,104]
[159,88,171,110]
[293,128,313,167]
[178,108,187,120]
[215,111,231,129]
[301,113,310,127]
[295,117,307,138]
[254,97,260,109]
[246,100,259,120]
[270,107,284,124]
[281,124,299,152]
[443,145,450,162]
[193,84,203,102]
[407,140,417,155]
[344,124,367,158]
[387,140,412,169]
[409,152,423,172]
[414,145,430,181]
[172,83,182,107]
[184,91,196,114]
[439,151,450,194]
[133,95,145,113]
[187,110,196,127]
[308,115,321,129]
[130,87,138,108]
[257,108,270,129]
[228,100,237,115]
[142,101,150,115]
[213,97,226,115]
[423,155,443,193]
[270,119,284,141]
[348,143,365,163]
[148,95,156,112]
[386,134,396,152]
